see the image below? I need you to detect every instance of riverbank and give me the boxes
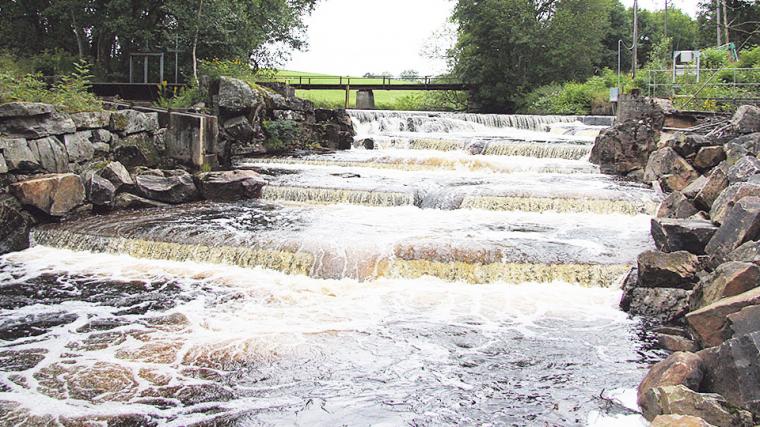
[591,95,760,425]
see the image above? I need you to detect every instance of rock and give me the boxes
[657,333,699,352]
[0,138,39,171]
[109,110,159,135]
[618,96,671,129]
[727,241,760,265]
[651,218,718,255]
[195,170,266,201]
[705,197,760,257]
[589,120,658,176]
[223,116,255,141]
[644,147,700,191]
[9,173,85,216]
[691,262,760,309]
[670,133,712,159]
[217,77,261,113]
[728,305,760,338]
[638,352,703,416]
[135,170,198,204]
[642,385,753,426]
[113,193,168,210]
[27,137,68,173]
[637,250,701,288]
[112,133,160,168]
[0,112,76,139]
[693,168,729,211]
[62,131,94,163]
[725,143,750,166]
[731,105,760,134]
[625,287,692,324]
[687,287,760,347]
[0,102,55,118]
[92,142,110,155]
[90,129,112,144]
[657,192,699,219]
[727,156,760,184]
[268,92,314,112]
[355,138,375,150]
[710,182,760,225]
[700,331,760,415]
[69,111,111,130]
[694,146,726,172]
[731,133,760,156]
[0,152,6,173]
[0,194,35,255]
[98,161,133,190]
[85,173,116,206]
[651,414,716,427]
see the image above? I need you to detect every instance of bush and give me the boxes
[262,119,300,152]
[199,59,275,87]
[155,83,205,110]
[700,48,730,69]
[0,60,102,112]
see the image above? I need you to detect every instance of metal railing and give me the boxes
[255,75,465,87]
[647,67,760,111]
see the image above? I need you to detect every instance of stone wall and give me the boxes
[593,101,760,425]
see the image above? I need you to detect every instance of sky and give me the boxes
[285,0,702,76]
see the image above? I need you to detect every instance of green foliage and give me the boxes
[262,119,300,152]
[701,48,730,69]
[155,84,205,110]
[738,46,760,68]
[0,60,101,113]
[520,69,631,115]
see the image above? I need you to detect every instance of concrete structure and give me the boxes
[356,90,376,110]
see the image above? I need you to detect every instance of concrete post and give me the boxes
[356,90,376,110]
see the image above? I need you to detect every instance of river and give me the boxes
[0,110,663,426]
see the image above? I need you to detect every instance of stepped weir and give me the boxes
[0,110,660,425]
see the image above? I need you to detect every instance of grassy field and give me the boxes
[272,70,428,110]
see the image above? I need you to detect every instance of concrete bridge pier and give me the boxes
[356,89,376,110]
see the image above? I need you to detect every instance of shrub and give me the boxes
[155,83,205,109]
[0,60,101,112]
[262,119,300,152]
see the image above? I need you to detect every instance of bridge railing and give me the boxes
[254,75,465,87]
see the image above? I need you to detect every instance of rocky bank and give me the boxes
[592,97,760,426]
[0,76,354,255]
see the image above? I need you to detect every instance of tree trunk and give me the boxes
[192,0,204,84]
[70,11,86,59]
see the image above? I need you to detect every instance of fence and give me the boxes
[647,67,760,110]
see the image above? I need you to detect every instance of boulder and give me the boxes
[651,218,718,255]
[693,168,729,211]
[657,333,699,352]
[223,116,255,141]
[705,197,760,257]
[0,102,55,118]
[93,142,110,155]
[62,131,95,163]
[731,105,760,134]
[618,96,671,129]
[0,111,76,139]
[642,385,753,426]
[644,147,699,191]
[135,170,198,204]
[355,138,376,150]
[637,250,701,288]
[98,161,133,190]
[700,331,760,415]
[727,241,760,265]
[651,415,716,427]
[687,287,760,347]
[728,305,760,338]
[709,182,760,225]
[669,133,712,159]
[0,138,39,171]
[589,120,658,176]
[657,192,699,219]
[85,173,116,206]
[730,133,760,156]
[195,170,266,201]
[109,110,159,135]
[268,92,314,112]
[638,351,703,416]
[90,129,112,144]
[691,262,760,309]
[112,133,160,168]
[0,152,6,174]
[113,193,168,210]
[69,111,111,130]
[694,146,726,172]
[725,143,750,166]
[625,287,692,324]
[217,77,261,113]
[9,173,85,216]
[0,194,35,255]
[727,156,760,184]
[27,137,68,173]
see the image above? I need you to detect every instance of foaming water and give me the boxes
[30,201,652,286]
[0,247,656,426]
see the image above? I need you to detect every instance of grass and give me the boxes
[273,70,430,110]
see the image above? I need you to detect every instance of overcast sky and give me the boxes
[285,0,702,76]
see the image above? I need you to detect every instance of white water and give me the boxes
[0,110,658,426]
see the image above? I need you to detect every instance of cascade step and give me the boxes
[31,201,652,287]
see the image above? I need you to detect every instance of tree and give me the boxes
[400,69,420,80]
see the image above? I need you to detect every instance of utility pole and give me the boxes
[632,0,639,78]
[664,0,668,38]
[716,0,722,46]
